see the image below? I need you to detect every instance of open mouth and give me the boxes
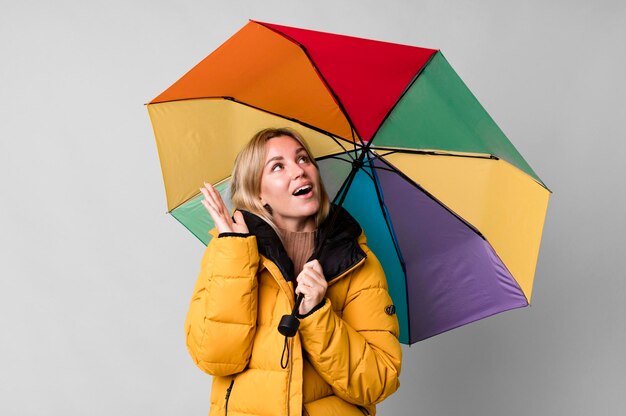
[292,185,312,196]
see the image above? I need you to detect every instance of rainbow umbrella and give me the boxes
[147,21,550,344]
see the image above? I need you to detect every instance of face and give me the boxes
[259,135,321,232]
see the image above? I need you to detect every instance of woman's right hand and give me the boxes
[200,182,249,234]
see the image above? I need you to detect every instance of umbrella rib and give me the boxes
[351,126,362,151]
[367,50,438,145]
[162,96,363,148]
[326,135,355,161]
[255,21,365,145]
[331,165,359,206]
[359,166,375,182]
[374,157,486,239]
[221,97,359,146]
[372,147,497,160]
[316,153,358,164]
[156,94,368,149]
[369,165,399,174]
[229,97,364,150]
[365,150,397,165]
[314,151,367,260]
[365,160,407,264]
[365,160,410,342]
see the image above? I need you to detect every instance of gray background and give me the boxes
[1,0,624,414]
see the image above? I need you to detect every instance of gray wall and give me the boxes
[1,0,624,414]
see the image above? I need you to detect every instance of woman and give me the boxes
[185,128,402,415]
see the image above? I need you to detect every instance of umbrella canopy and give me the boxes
[147,20,550,344]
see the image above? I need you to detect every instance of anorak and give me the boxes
[185,208,401,415]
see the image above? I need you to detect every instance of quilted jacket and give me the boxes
[184,207,402,415]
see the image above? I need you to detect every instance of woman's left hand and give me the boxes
[295,260,328,316]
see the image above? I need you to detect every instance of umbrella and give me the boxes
[147,20,551,344]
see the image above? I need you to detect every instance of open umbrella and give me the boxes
[147,20,551,344]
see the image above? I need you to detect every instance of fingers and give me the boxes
[303,260,323,275]
[201,182,228,216]
[298,261,325,289]
[200,193,221,217]
[297,263,322,284]
[232,210,249,234]
[200,182,250,235]
[295,261,327,315]
[200,182,233,233]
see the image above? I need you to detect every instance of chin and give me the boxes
[289,204,318,224]
[300,205,320,218]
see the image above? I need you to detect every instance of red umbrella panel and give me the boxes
[147,21,551,343]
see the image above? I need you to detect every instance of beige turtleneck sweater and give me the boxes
[279,229,316,276]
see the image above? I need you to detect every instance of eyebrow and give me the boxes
[265,155,284,167]
[264,147,307,167]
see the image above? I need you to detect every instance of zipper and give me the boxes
[264,256,365,416]
[224,379,234,416]
[258,262,295,416]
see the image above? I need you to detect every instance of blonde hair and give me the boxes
[230,128,331,234]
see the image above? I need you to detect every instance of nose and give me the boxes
[290,162,306,179]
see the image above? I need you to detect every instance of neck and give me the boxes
[274,216,316,232]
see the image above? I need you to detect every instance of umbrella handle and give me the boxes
[277,294,304,337]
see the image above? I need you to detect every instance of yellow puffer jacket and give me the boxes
[185,208,402,416]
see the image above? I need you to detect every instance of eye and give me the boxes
[271,163,283,172]
[297,155,310,164]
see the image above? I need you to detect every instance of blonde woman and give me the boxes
[185,128,402,415]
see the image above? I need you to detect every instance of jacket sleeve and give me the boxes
[297,243,402,406]
[184,234,259,376]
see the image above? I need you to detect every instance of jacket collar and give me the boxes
[241,205,366,283]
